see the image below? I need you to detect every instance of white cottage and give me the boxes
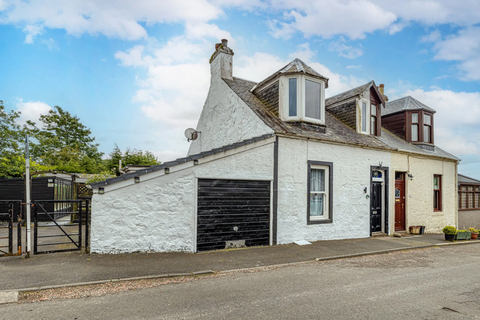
[90,39,458,253]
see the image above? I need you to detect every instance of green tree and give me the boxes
[106,144,160,176]
[26,106,104,173]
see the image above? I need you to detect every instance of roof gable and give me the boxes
[326,80,386,108]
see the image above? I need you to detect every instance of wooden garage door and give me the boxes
[197,179,270,252]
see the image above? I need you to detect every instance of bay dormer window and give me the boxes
[407,111,434,144]
[282,75,326,125]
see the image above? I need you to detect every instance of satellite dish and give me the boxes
[184,128,199,142]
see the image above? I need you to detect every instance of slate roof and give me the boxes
[383,96,436,116]
[224,77,392,151]
[325,80,386,107]
[253,58,329,92]
[458,174,480,185]
[376,128,459,161]
[90,133,275,189]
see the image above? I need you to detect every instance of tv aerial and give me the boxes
[184,128,199,142]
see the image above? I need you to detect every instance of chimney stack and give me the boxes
[210,39,234,81]
[378,84,389,102]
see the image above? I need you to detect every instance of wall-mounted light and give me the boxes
[407,173,414,181]
[134,176,140,183]
[164,168,170,174]
[98,187,105,195]
[378,161,383,168]
[364,187,368,193]
[193,159,199,165]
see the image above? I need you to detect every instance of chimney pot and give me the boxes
[379,84,385,95]
[221,39,228,47]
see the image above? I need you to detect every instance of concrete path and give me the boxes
[0,233,478,303]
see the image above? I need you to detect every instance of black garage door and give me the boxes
[197,179,270,252]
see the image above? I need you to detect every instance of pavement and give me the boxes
[0,233,479,304]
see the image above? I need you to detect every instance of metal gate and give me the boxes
[0,201,22,256]
[197,179,271,252]
[33,200,89,254]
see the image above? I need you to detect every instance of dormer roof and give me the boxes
[326,80,386,108]
[253,58,329,93]
[383,96,436,116]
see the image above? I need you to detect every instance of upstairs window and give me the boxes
[370,104,377,135]
[361,101,367,133]
[424,114,432,143]
[284,75,325,124]
[411,113,419,142]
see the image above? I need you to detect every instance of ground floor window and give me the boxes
[307,161,333,224]
[433,175,442,211]
[459,185,480,209]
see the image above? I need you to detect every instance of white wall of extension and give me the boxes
[276,136,391,244]
[91,140,274,253]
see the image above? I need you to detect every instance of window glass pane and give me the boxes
[310,194,324,217]
[411,124,418,141]
[475,193,480,208]
[412,113,418,123]
[433,176,439,190]
[371,104,376,115]
[371,117,376,135]
[468,186,473,191]
[305,80,321,119]
[424,114,431,125]
[311,169,325,192]
[289,78,297,117]
[468,194,473,208]
[424,125,431,143]
[461,193,467,209]
[361,102,367,132]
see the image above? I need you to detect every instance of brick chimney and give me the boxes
[210,39,234,81]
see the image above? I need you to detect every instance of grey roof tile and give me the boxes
[458,174,480,185]
[383,96,436,116]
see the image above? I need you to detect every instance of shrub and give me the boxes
[469,227,478,233]
[442,226,457,235]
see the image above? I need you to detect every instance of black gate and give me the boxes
[0,201,22,256]
[197,179,270,252]
[33,200,89,254]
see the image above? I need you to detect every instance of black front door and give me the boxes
[371,182,382,233]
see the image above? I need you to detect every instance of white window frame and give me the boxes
[359,98,370,134]
[307,161,333,224]
[280,75,325,125]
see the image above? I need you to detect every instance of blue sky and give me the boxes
[0,0,479,179]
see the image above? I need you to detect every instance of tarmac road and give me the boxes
[1,244,479,319]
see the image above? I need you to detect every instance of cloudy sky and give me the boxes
[0,0,479,179]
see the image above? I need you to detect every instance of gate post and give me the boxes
[8,203,13,256]
[33,204,37,255]
[85,200,90,253]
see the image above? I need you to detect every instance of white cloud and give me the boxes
[404,88,480,156]
[431,27,480,80]
[267,1,397,40]
[3,0,222,40]
[420,30,441,43]
[22,24,43,43]
[328,37,363,59]
[15,100,52,125]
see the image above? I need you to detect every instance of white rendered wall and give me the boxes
[91,141,274,253]
[276,137,391,244]
[187,54,273,155]
[390,153,457,233]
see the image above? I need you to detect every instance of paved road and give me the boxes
[2,245,480,319]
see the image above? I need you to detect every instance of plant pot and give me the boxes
[471,232,478,240]
[412,226,421,234]
[444,234,455,241]
[455,231,471,240]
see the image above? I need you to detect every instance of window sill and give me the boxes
[308,218,332,225]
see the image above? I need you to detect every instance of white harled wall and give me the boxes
[276,137,391,244]
[187,52,273,156]
[91,140,274,253]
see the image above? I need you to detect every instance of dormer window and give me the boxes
[283,75,325,124]
[408,111,434,144]
[370,103,377,135]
